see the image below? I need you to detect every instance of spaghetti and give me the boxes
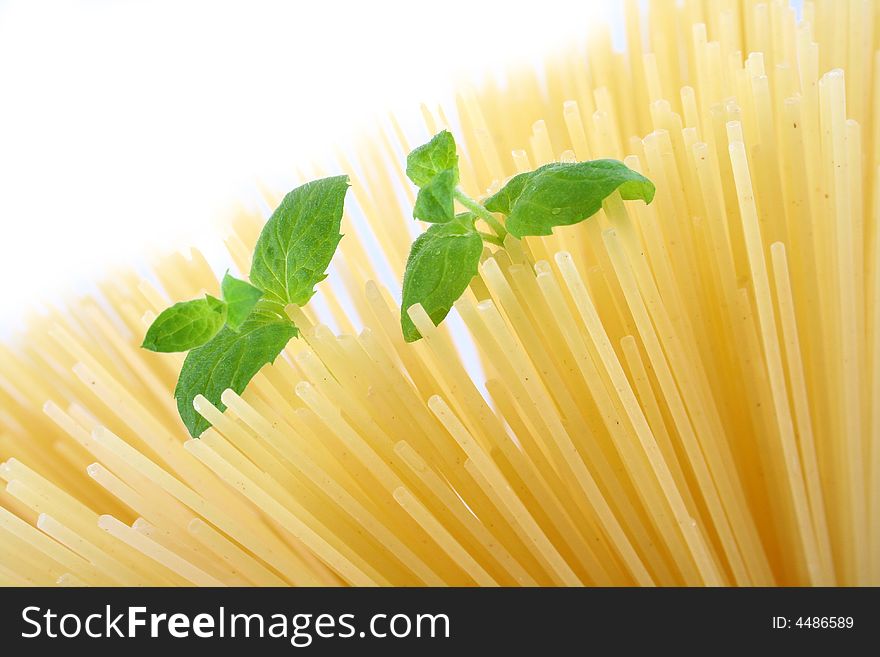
[0,0,877,586]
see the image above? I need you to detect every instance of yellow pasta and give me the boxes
[0,0,877,586]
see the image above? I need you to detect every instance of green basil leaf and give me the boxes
[401,214,482,342]
[482,171,535,216]
[141,295,226,353]
[485,160,655,238]
[406,130,459,187]
[250,175,350,306]
[221,272,263,330]
[413,167,457,223]
[174,300,298,437]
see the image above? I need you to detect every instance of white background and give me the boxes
[0,0,619,332]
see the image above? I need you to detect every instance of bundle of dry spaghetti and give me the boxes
[1,0,877,587]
